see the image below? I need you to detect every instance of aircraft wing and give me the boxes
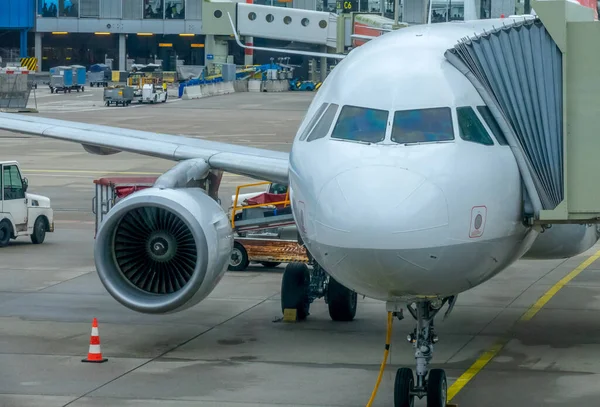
[0,112,290,184]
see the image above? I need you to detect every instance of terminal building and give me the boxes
[1,0,522,73]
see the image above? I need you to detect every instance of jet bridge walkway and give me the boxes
[444,0,600,225]
[202,1,338,49]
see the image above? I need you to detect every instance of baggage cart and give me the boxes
[103,86,134,106]
[70,65,86,92]
[48,66,73,93]
[92,176,158,237]
[88,63,111,87]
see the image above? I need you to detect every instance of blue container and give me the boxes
[71,65,86,86]
[50,66,73,87]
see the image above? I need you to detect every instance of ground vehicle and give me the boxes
[0,161,54,247]
[88,63,111,87]
[228,181,305,271]
[92,176,158,236]
[140,83,167,103]
[103,86,134,106]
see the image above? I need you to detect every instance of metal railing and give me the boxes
[231,181,290,228]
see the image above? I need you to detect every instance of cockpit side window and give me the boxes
[330,105,388,143]
[476,105,508,146]
[456,106,494,146]
[391,107,454,144]
[307,103,339,142]
[299,103,328,141]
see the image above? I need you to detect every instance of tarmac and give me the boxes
[0,86,599,406]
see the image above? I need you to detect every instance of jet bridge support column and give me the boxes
[244,36,254,66]
[244,0,254,66]
[320,46,327,82]
[119,34,126,72]
[34,33,42,73]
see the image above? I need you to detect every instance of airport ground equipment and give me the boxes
[139,83,167,104]
[289,78,319,91]
[103,86,134,106]
[228,181,307,271]
[0,67,36,111]
[70,65,86,91]
[0,160,54,247]
[48,66,72,93]
[92,176,158,237]
[88,64,111,87]
[48,65,85,93]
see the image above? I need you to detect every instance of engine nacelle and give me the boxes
[94,187,233,314]
[522,223,600,260]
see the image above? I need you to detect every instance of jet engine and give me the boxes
[94,186,233,314]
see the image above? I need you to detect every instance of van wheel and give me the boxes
[229,242,249,271]
[31,217,46,244]
[0,220,11,247]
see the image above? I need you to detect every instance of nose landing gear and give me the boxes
[395,300,448,407]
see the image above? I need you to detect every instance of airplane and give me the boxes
[0,10,598,407]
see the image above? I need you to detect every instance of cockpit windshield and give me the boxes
[391,107,454,144]
[331,105,388,144]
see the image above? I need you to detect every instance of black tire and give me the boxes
[327,277,357,321]
[229,241,249,271]
[0,220,11,247]
[260,261,281,268]
[426,369,447,407]
[394,368,415,407]
[280,262,310,320]
[31,217,47,244]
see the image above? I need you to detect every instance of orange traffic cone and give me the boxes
[82,318,108,363]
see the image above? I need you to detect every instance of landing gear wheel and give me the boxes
[0,220,11,247]
[394,367,415,407]
[229,242,249,271]
[31,217,46,244]
[326,277,357,321]
[260,261,281,268]
[281,262,310,320]
[426,369,447,407]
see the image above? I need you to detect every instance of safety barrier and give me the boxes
[181,78,290,100]
[182,80,237,100]
[263,80,289,92]
[248,79,263,92]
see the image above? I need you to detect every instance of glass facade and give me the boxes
[38,0,187,19]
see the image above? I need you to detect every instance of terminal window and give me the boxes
[165,0,184,19]
[144,0,164,19]
[39,0,58,17]
[39,0,83,18]
[390,107,455,144]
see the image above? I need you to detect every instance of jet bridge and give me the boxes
[444,0,600,225]
[236,3,338,48]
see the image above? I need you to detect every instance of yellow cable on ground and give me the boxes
[366,311,394,407]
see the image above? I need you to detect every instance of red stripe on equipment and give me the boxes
[245,48,254,55]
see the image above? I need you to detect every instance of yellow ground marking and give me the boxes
[447,248,600,402]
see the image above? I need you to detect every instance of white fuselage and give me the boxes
[286,18,598,302]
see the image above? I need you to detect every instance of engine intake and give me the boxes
[94,187,232,314]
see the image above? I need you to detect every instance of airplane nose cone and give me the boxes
[315,166,449,250]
